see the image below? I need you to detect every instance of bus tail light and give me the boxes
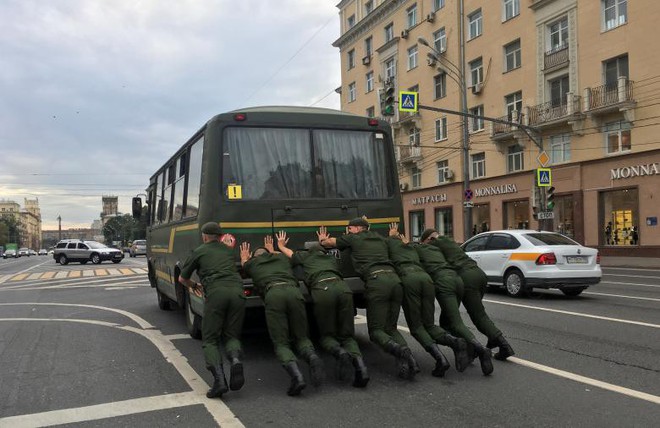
[243,288,253,297]
[368,119,379,126]
[536,252,557,265]
[233,113,247,121]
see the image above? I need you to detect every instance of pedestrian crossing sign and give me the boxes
[536,168,552,187]
[399,91,418,113]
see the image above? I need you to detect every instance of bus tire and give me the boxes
[184,293,202,340]
[157,288,172,311]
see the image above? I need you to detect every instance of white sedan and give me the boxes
[461,230,601,297]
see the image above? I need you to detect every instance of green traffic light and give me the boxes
[547,201,555,210]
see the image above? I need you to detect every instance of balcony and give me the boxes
[585,78,635,117]
[392,110,422,129]
[491,114,519,141]
[527,94,582,128]
[544,44,569,72]
[397,145,422,165]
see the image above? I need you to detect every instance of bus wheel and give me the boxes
[157,288,172,311]
[184,293,202,340]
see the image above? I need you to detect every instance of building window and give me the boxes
[433,27,447,53]
[348,82,356,102]
[348,49,355,70]
[554,195,575,238]
[604,54,629,86]
[366,71,374,92]
[408,45,418,70]
[601,188,638,246]
[411,167,422,189]
[471,203,490,235]
[469,105,484,132]
[503,200,530,230]
[435,207,453,239]
[385,23,394,42]
[409,210,425,241]
[504,39,521,72]
[471,152,486,178]
[503,0,520,21]
[434,73,446,99]
[505,91,522,121]
[468,9,483,40]
[550,134,571,163]
[407,4,418,29]
[365,0,374,15]
[469,57,483,86]
[603,0,627,31]
[604,121,632,154]
[435,117,448,141]
[507,144,524,173]
[366,106,375,117]
[550,75,569,106]
[385,57,396,80]
[549,18,568,51]
[347,14,356,29]
[436,160,449,183]
[365,36,373,57]
[409,127,421,146]
[433,0,445,11]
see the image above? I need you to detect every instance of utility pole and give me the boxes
[57,215,62,241]
[458,0,472,241]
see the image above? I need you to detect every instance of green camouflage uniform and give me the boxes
[180,241,245,369]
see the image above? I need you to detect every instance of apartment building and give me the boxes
[333,0,660,256]
[0,198,42,249]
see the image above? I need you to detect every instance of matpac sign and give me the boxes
[399,91,418,113]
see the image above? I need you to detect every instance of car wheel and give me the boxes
[184,292,202,340]
[562,287,586,297]
[504,268,527,297]
[157,288,172,311]
[58,254,68,265]
[91,253,101,264]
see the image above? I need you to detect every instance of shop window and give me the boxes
[471,203,490,236]
[409,210,425,242]
[434,207,453,239]
[503,199,530,230]
[601,188,638,246]
[554,195,574,238]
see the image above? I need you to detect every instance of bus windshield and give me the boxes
[222,127,393,200]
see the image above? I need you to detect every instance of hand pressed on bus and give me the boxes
[276,231,293,258]
[264,235,276,253]
[239,242,251,266]
[389,222,400,237]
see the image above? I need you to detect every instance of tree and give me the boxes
[0,215,21,246]
[103,214,145,246]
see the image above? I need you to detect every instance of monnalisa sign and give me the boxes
[610,162,659,180]
[474,183,518,197]
[411,194,448,205]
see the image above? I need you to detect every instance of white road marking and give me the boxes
[584,291,660,302]
[0,309,244,427]
[603,272,660,279]
[165,333,193,340]
[0,259,52,284]
[83,269,96,277]
[600,281,660,289]
[483,299,660,329]
[509,357,660,405]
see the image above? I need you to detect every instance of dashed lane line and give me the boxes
[583,291,660,302]
[600,281,660,289]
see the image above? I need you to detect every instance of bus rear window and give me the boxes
[222,127,393,200]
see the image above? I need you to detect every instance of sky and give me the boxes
[0,0,341,229]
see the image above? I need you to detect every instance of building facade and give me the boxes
[0,198,42,249]
[333,0,660,256]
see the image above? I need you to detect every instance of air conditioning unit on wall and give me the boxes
[399,182,409,191]
[427,57,437,66]
[444,170,455,180]
[401,29,409,39]
[362,55,371,65]
[427,12,436,23]
[472,83,484,95]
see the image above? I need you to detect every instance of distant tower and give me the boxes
[101,195,119,225]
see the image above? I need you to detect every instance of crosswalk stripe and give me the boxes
[94,269,108,276]
[27,273,42,280]
[10,274,29,281]
[3,268,148,283]
[69,271,81,278]
[41,272,56,279]
[83,270,95,277]
[55,272,68,279]
[120,268,134,275]
[107,268,122,276]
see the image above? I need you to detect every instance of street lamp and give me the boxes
[418,36,473,240]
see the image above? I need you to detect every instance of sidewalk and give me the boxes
[600,256,658,269]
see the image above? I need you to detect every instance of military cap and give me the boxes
[420,228,438,242]
[348,217,370,228]
[201,222,223,235]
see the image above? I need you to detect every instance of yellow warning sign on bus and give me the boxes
[227,185,242,199]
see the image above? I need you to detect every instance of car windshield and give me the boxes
[86,241,109,249]
[523,233,578,246]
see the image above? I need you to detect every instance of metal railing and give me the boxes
[528,96,581,125]
[397,145,421,162]
[588,80,634,110]
[544,43,569,70]
[492,114,513,135]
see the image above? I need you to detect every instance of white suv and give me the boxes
[53,239,124,265]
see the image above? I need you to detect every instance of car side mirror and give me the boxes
[132,197,142,219]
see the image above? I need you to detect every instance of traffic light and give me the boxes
[132,197,143,219]
[381,82,396,116]
[546,186,555,210]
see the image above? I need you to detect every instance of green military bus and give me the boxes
[135,106,403,338]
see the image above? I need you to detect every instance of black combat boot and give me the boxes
[283,361,307,396]
[227,350,245,391]
[351,355,370,388]
[486,334,515,361]
[329,346,353,381]
[469,339,494,376]
[437,333,470,373]
[301,349,325,387]
[384,341,412,380]
[206,364,229,398]
[426,344,451,377]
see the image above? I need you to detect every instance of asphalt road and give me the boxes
[0,256,658,427]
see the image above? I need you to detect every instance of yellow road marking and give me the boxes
[120,268,134,275]
[94,269,108,276]
[10,274,29,281]
[41,272,56,279]
[69,271,81,278]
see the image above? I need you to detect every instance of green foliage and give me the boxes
[0,215,21,246]
[102,213,146,246]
